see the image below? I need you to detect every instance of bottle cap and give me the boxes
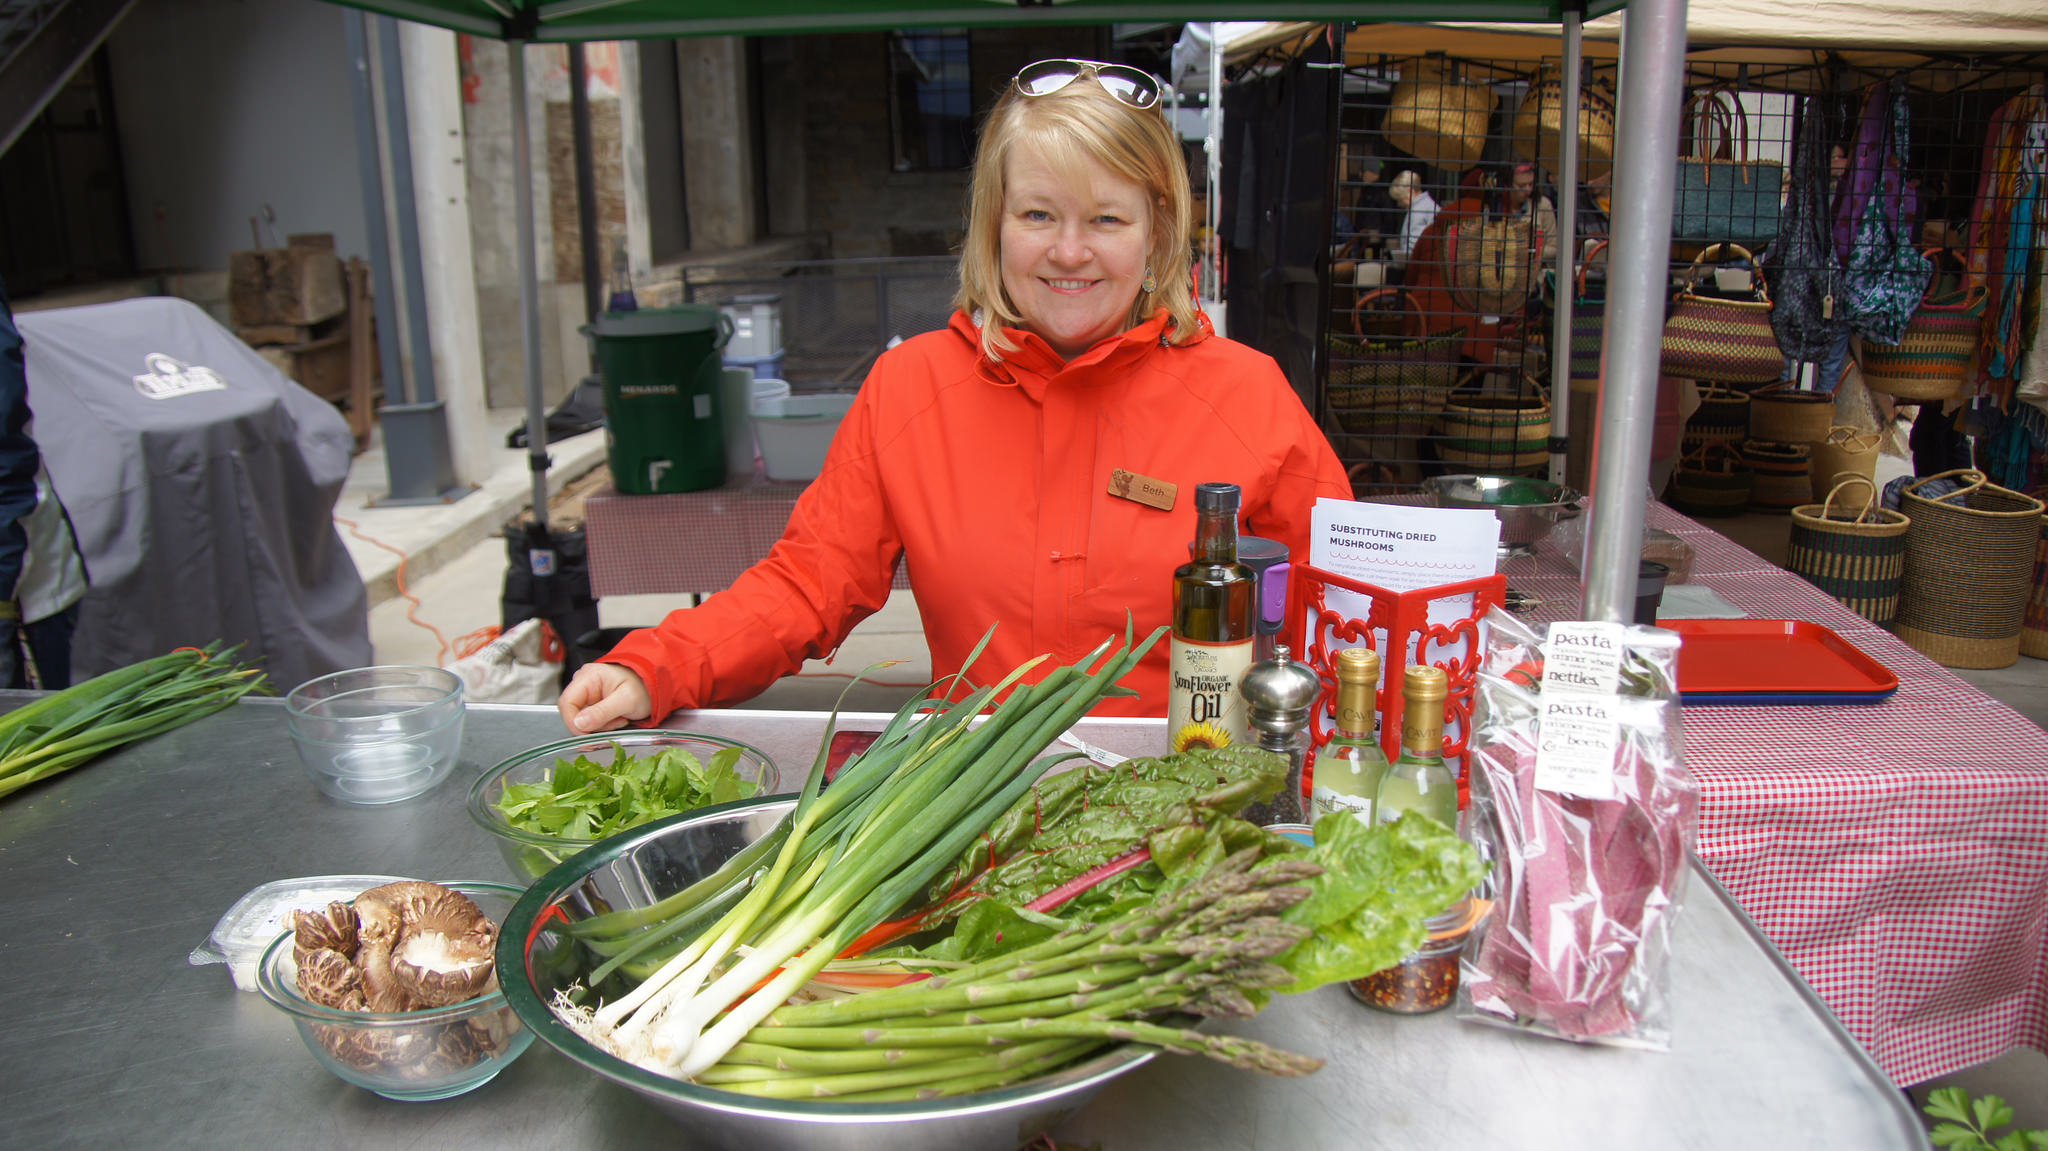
[1403,664,1448,702]
[1334,646,1380,683]
[1194,482,1241,514]
[1240,643,1322,737]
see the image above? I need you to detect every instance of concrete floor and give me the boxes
[350,426,2045,1131]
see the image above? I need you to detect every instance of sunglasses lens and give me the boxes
[1015,61,1082,97]
[1094,66,1160,108]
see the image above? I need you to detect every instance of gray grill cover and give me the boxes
[15,297,370,689]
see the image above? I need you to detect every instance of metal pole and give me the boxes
[376,15,436,406]
[1206,22,1224,302]
[570,43,603,335]
[1546,7,1584,486]
[509,40,552,541]
[1581,0,1688,622]
[344,12,404,413]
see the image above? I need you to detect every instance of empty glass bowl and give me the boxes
[256,881,533,1101]
[285,666,465,804]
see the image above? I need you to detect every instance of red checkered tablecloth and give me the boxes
[584,480,910,597]
[1503,504,2048,1085]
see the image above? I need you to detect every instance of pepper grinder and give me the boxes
[1237,643,1323,827]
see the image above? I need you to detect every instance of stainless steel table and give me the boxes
[0,698,1925,1148]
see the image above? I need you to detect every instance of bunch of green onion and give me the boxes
[553,626,1166,1078]
[0,643,268,800]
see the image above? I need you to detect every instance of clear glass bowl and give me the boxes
[285,666,465,805]
[255,881,534,1101]
[466,730,782,884]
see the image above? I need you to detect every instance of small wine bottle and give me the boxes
[1374,664,1458,829]
[1310,647,1391,825]
[1168,482,1257,752]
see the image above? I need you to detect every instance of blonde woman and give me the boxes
[560,59,1349,732]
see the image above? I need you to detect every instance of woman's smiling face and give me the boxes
[998,142,1155,360]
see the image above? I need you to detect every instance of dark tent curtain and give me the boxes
[1221,36,1339,412]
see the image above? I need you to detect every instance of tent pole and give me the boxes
[1547,5,1584,487]
[345,12,404,421]
[508,40,552,543]
[1581,0,1687,622]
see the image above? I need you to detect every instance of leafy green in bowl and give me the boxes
[467,731,781,883]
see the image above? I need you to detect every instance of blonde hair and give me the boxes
[953,69,1198,361]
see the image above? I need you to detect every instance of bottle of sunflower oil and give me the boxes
[1168,482,1256,754]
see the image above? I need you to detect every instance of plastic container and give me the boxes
[285,666,465,805]
[719,293,783,360]
[188,874,406,991]
[718,366,760,478]
[255,881,535,1101]
[725,349,787,381]
[749,388,855,482]
[1636,560,1671,625]
[588,306,732,494]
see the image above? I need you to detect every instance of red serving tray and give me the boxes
[1665,619,1900,705]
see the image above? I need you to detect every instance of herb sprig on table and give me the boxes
[495,742,759,840]
[1922,1088,2048,1151]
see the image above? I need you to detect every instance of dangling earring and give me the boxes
[1142,267,1157,294]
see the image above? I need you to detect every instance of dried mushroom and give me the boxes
[291,880,520,1079]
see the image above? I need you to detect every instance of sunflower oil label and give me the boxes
[1167,635,1254,752]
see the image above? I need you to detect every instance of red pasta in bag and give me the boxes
[1458,609,1697,1049]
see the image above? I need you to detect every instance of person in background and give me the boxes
[1386,170,1440,275]
[1504,162,1559,263]
[559,58,1352,733]
[0,275,82,690]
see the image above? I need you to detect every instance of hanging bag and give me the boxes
[1769,85,1851,371]
[1512,65,1618,181]
[1836,79,1932,347]
[1446,212,1544,317]
[1660,244,1786,385]
[1672,87,1784,244]
[1566,239,1609,387]
[1893,469,2047,668]
[1383,60,1497,172]
[1860,248,1987,402]
[1787,476,1910,623]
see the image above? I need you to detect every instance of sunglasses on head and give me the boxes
[1012,59,1165,110]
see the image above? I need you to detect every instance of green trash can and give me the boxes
[587,307,733,494]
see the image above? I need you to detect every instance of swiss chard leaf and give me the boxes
[493,741,761,841]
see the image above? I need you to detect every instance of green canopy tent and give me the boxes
[326,0,1672,625]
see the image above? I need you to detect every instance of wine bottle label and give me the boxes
[1311,784,1374,823]
[1167,636,1255,752]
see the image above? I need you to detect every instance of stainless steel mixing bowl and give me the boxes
[497,796,1157,1151]
[1423,474,1583,556]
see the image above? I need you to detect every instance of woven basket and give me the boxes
[2019,515,2048,659]
[1787,476,1910,623]
[1682,385,1751,453]
[1809,426,1881,487]
[1435,372,1551,474]
[1748,382,1835,445]
[1894,469,2047,668]
[1447,215,1542,316]
[1660,244,1785,386]
[1511,66,1617,181]
[1742,439,1812,513]
[1383,62,1497,171]
[1327,289,1463,439]
[1862,250,1986,402]
[1668,441,1752,518]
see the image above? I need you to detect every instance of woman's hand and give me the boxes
[557,661,653,733]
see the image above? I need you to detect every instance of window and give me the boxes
[888,30,972,172]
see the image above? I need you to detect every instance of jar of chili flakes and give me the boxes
[1348,925,1467,1014]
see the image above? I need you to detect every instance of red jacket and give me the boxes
[603,309,1352,719]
